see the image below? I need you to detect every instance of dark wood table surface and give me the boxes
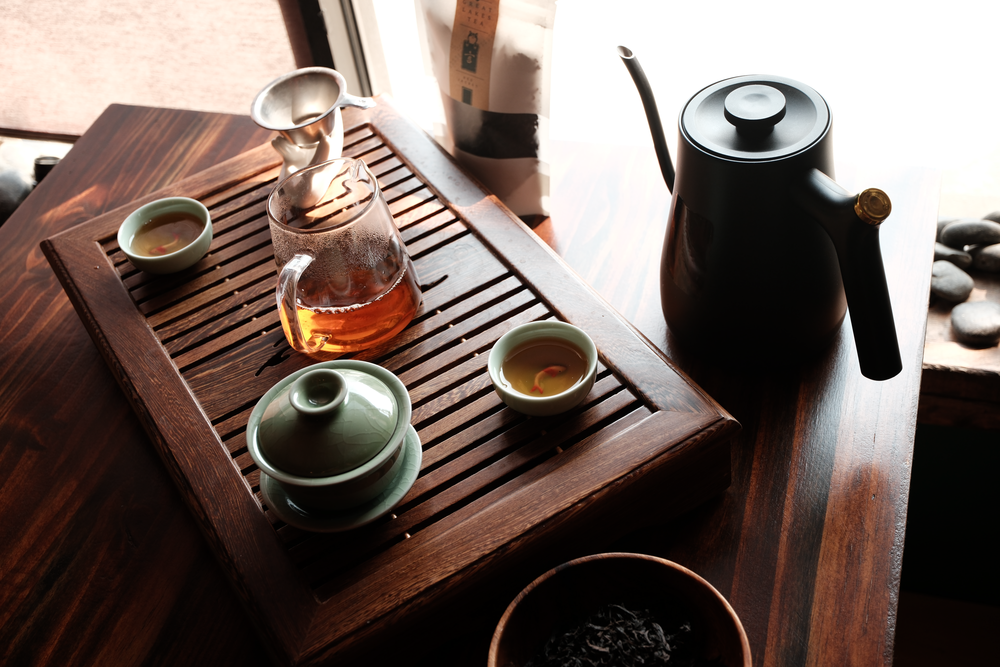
[0,105,939,666]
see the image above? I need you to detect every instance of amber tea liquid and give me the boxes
[279,264,421,354]
[500,337,588,396]
[130,211,204,257]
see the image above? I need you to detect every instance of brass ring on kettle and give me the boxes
[855,188,892,226]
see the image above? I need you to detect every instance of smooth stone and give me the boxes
[950,301,1000,347]
[937,216,958,241]
[934,242,972,269]
[930,260,974,302]
[970,243,1000,272]
[984,211,1000,224]
[940,219,1000,249]
[937,216,982,242]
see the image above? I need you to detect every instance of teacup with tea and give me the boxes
[488,321,598,416]
[117,196,212,274]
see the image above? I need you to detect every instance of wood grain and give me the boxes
[546,146,939,667]
[34,99,737,666]
[0,106,275,667]
[0,102,937,667]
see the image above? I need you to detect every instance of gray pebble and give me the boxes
[950,301,1000,347]
[940,219,1000,249]
[937,217,984,243]
[934,242,973,269]
[930,260,974,302]
[937,216,958,241]
[970,243,1000,272]
[984,211,1000,224]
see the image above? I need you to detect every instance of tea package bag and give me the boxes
[417,0,557,222]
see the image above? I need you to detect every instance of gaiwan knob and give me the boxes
[257,368,399,477]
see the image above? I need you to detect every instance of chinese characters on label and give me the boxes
[449,0,499,110]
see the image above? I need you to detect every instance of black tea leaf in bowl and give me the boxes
[489,553,750,667]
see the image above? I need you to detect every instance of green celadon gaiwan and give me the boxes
[256,367,399,477]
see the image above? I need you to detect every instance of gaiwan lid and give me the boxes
[256,366,400,477]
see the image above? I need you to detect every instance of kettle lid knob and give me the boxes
[724,84,786,135]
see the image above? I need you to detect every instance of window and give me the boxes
[323,0,1000,216]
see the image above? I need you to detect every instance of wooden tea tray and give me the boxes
[41,99,739,666]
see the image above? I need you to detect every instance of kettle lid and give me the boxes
[681,74,830,161]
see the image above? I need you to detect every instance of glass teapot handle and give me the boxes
[277,253,327,354]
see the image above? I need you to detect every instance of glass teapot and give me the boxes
[267,158,422,355]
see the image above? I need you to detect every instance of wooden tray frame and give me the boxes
[41,98,739,666]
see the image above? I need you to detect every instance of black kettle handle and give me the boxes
[797,169,902,381]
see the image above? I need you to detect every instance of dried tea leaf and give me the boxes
[525,603,712,667]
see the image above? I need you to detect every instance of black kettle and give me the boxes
[619,47,901,381]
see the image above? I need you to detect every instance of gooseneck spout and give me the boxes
[618,46,675,193]
[796,169,902,380]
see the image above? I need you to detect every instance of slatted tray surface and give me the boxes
[42,100,738,666]
[125,123,645,594]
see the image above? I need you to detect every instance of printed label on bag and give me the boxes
[449,0,500,110]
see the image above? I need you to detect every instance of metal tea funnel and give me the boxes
[251,67,376,180]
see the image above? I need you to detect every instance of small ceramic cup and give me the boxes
[117,196,212,274]
[488,321,598,417]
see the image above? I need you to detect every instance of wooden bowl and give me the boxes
[489,552,751,667]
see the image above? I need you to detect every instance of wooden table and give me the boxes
[0,105,938,666]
